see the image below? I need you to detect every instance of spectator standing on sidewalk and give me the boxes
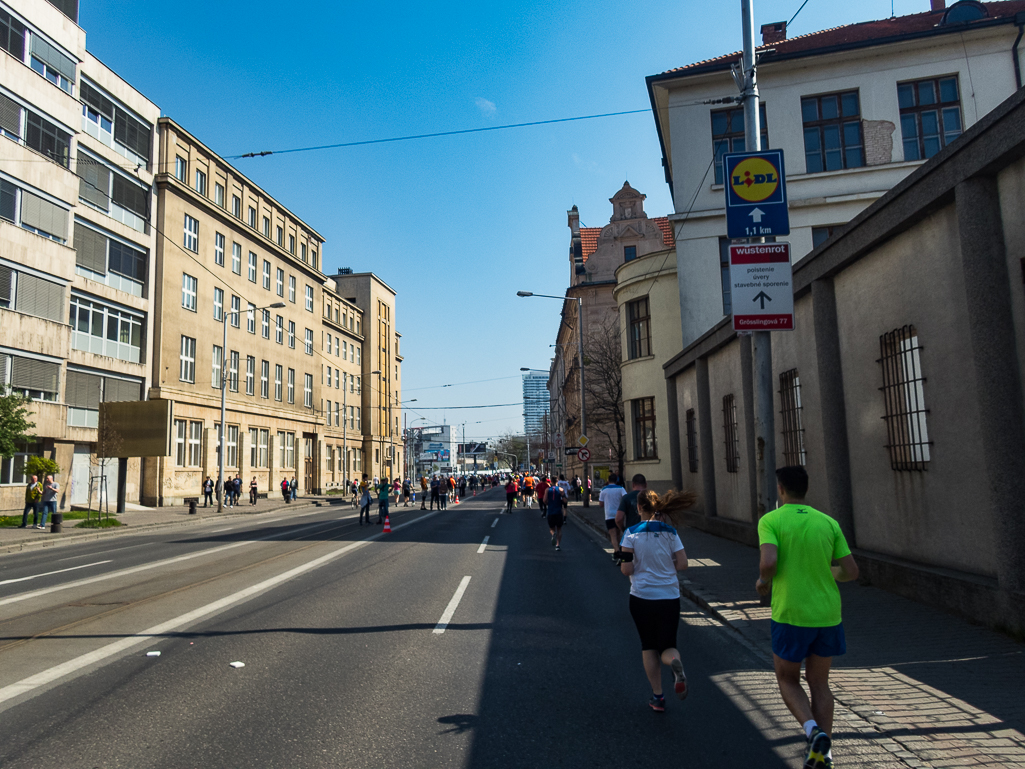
[420,476,428,509]
[756,465,859,769]
[21,475,42,528]
[249,477,258,505]
[599,474,627,561]
[233,475,243,507]
[203,476,214,507]
[358,482,372,525]
[619,488,695,712]
[38,475,59,530]
[289,476,298,501]
[377,477,390,523]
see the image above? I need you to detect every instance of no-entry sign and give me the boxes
[729,243,794,331]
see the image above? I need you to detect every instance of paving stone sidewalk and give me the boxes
[570,502,1025,769]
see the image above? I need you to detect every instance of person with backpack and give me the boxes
[402,477,412,507]
[280,477,290,503]
[545,482,567,550]
[233,475,242,507]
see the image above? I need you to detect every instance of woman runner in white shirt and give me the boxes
[619,489,696,712]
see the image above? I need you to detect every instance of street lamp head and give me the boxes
[520,367,530,371]
[516,291,533,297]
[371,370,381,375]
[268,302,286,309]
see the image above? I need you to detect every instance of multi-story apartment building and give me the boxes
[521,370,548,436]
[330,270,402,483]
[0,0,158,511]
[147,118,363,504]
[646,0,1025,348]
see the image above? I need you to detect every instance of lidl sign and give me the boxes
[723,149,790,239]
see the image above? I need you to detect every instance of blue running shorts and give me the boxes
[771,620,846,662]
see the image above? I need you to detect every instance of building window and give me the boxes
[245,355,255,396]
[304,373,313,407]
[632,397,657,460]
[195,169,207,196]
[247,252,257,283]
[275,315,283,344]
[212,345,222,389]
[305,285,313,312]
[248,206,256,228]
[275,364,283,401]
[301,243,307,262]
[231,242,241,274]
[261,360,269,399]
[228,350,239,392]
[230,295,240,328]
[305,328,313,355]
[179,336,196,382]
[218,423,239,469]
[288,275,296,303]
[287,368,295,404]
[70,293,144,363]
[232,195,241,218]
[214,232,225,266]
[188,420,202,466]
[801,91,864,173]
[262,260,271,290]
[778,369,806,466]
[26,112,70,168]
[175,156,187,182]
[685,408,698,473]
[247,303,256,334]
[355,407,361,430]
[811,225,841,249]
[722,393,739,473]
[624,245,636,262]
[183,215,198,252]
[174,419,187,466]
[627,297,651,359]
[276,225,283,245]
[213,287,223,321]
[214,182,224,207]
[879,325,931,470]
[288,234,295,254]
[276,268,284,297]
[250,428,268,468]
[712,104,768,185]
[326,398,332,426]
[288,320,295,348]
[261,309,270,339]
[279,431,295,468]
[898,77,962,161]
[262,216,270,238]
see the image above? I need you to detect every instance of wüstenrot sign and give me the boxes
[729,243,794,331]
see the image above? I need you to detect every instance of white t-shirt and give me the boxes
[557,480,571,497]
[598,484,626,520]
[620,520,685,600]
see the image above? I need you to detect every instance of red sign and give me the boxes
[577,448,591,462]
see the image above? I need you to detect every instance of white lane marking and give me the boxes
[491,518,499,528]
[477,537,490,554]
[208,528,233,534]
[433,576,472,635]
[0,510,441,706]
[0,561,113,586]
[0,519,337,608]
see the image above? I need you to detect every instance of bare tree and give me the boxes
[92,417,124,522]
[583,315,626,479]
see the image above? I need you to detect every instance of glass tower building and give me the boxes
[523,371,550,436]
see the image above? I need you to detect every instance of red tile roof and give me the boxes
[656,1,1025,77]
[580,217,675,263]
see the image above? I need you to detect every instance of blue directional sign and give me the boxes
[723,149,790,239]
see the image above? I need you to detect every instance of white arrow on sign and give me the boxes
[749,208,765,222]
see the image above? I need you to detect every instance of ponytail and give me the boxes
[637,489,697,530]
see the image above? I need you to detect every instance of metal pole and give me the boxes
[742,0,777,514]
[218,314,228,513]
[343,373,347,489]
[576,297,589,506]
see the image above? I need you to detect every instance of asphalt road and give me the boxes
[0,490,805,768]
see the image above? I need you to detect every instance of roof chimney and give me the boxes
[761,21,786,45]
[931,0,945,10]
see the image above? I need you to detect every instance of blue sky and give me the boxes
[82,0,930,441]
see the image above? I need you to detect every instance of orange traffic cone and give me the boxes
[454,493,460,505]
[383,515,391,533]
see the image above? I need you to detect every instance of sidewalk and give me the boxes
[0,492,355,555]
[570,502,1025,769]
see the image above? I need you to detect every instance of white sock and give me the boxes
[803,720,818,739]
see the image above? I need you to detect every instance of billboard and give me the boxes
[99,399,173,457]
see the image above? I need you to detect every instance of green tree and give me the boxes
[0,391,35,459]
[25,456,60,478]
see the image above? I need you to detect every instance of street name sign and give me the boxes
[729,243,794,331]
[723,149,790,239]
[565,447,580,456]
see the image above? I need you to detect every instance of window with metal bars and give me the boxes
[722,394,740,473]
[685,408,698,473]
[878,325,931,470]
[778,369,806,466]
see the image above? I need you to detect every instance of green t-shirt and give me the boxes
[757,503,852,627]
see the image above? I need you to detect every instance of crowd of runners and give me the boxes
[333,464,854,769]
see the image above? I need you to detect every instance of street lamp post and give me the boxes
[218,301,286,512]
[517,291,589,506]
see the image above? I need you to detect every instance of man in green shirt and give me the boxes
[757,466,859,769]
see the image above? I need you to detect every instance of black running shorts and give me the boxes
[629,595,681,653]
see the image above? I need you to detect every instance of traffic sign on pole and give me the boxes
[724,149,790,239]
[577,434,589,448]
[729,243,794,331]
[577,448,591,462]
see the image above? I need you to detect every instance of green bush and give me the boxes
[26,456,60,478]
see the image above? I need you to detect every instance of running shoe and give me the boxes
[671,658,688,700]
[804,727,831,769]
[555,545,561,551]
[648,695,666,712]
